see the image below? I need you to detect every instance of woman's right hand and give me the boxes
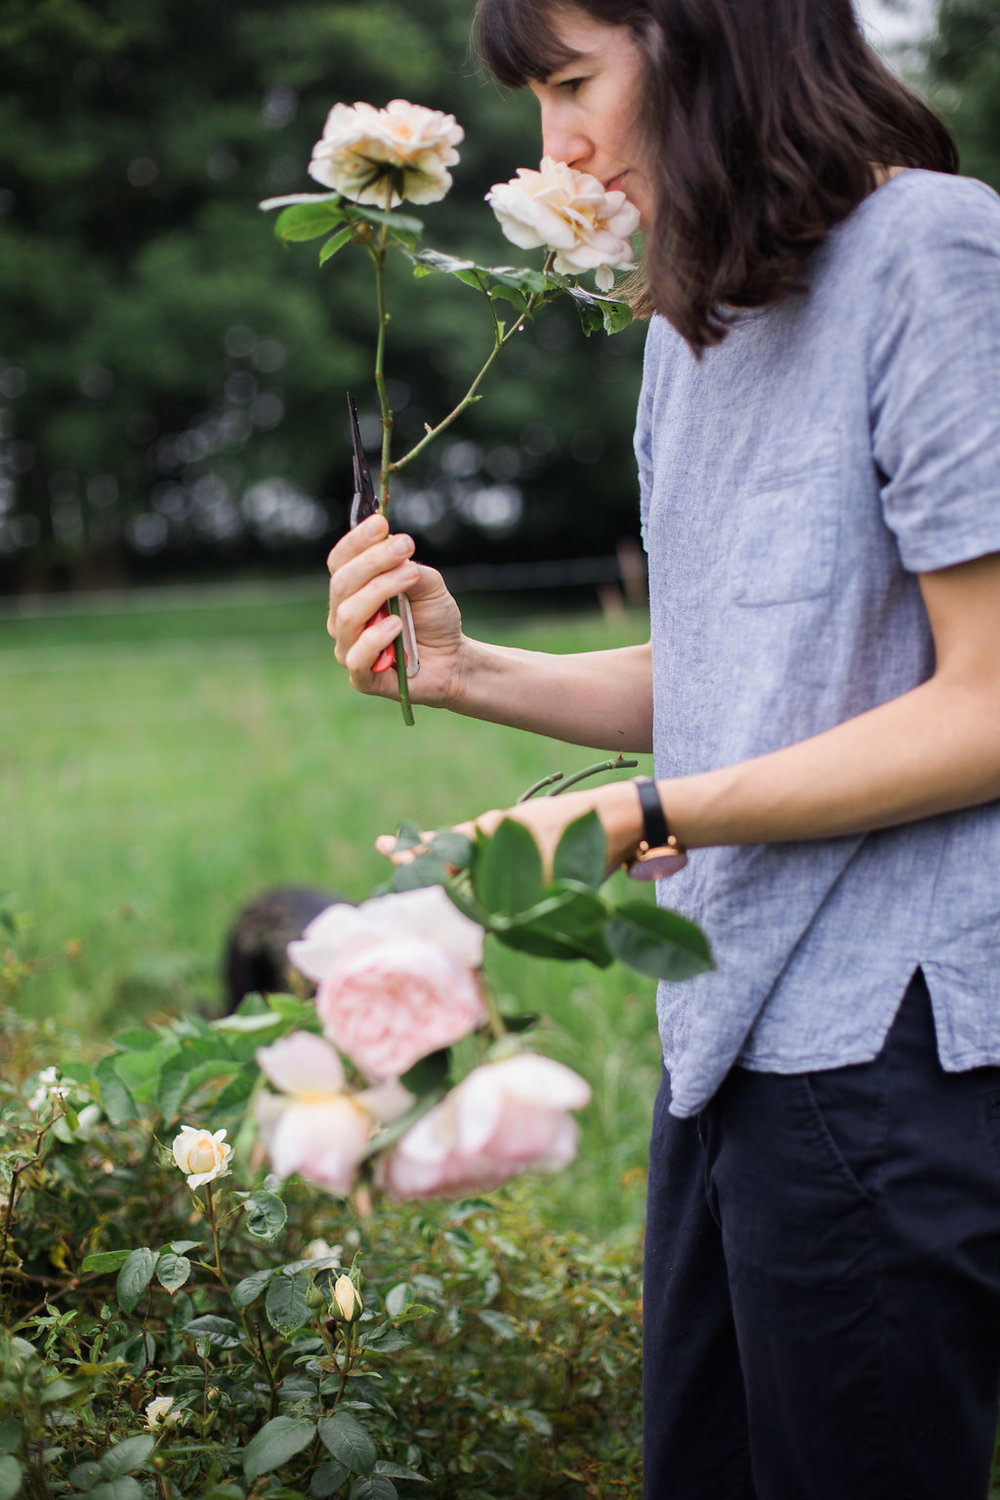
[327,512,465,707]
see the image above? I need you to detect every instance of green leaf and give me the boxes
[116,1248,155,1314]
[155,1251,191,1294]
[0,1456,21,1500]
[600,297,634,335]
[82,1250,131,1275]
[0,1421,20,1458]
[478,1308,518,1340]
[94,1056,137,1124]
[604,901,714,980]
[343,202,424,238]
[111,1028,161,1051]
[265,1274,310,1336]
[243,1416,316,1481]
[318,226,353,267]
[349,1478,398,1500]
[87,1484,143,1500]
[100,1435,155,1478]
[243,1190,287,1241]
[40,1377,87,1405]
[68,1461,103,1491]
[183,1315,242,1350]
[393,820,423,851]
[398,1048,450,1098]
[407,248,477,278]
[374,1461,429,1484]
[275,202,347,243]
[210,1010,285,1035]
[553,812,607,889]
[312,1461,350,1498]
[429,830,474,867]
[232,1266,276,1309]
[473,819,544,916]
[361,1328,410,1354]
[384,1282,414,1318]
[156,1052,239,1121]
[318,1412,376,1477]
[389,854,451,893]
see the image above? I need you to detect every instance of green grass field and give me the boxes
[1,581,662,1235]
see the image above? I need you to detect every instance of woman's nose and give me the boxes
[540,105,591,169]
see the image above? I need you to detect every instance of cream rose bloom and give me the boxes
[309,98,464,208]
[145,1395,178,1428]
[171,1125,233,1189]
[377,1053,592,1199]
[487,156,640,292]
[254,1032,412,1197]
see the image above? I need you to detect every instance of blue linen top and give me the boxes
[635,169,1000,1118]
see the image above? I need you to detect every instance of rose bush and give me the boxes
[309,98,464,207]
[254,1031,413,1195]
[378,1054,592,1199]
[487,156,640,291]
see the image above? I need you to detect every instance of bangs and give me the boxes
[473,0,583,87]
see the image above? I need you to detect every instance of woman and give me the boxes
[327,1,1000,1494]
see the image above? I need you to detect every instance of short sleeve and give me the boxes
[634,321,660,551]
[870,177,1000,574]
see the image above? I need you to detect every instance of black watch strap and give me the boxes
[627,776,688,882]
[635,776,670,848]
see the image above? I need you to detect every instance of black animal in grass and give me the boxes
[223,885,347,1012]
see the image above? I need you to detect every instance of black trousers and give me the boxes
[643,970,1000,1499]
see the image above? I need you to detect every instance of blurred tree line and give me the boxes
[0,0,997,594]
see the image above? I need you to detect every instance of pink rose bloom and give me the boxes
[254,1032,411,1197]
[377,1053,592,1200]
[287,889,488,1083]
[316,937,487,1082]
[288,887,485,979]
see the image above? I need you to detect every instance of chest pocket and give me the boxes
[731,460,841,607]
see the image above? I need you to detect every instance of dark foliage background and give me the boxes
[0,0,996,594]
[0,0,646,594]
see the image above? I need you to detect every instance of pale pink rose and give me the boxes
[315,937,487,1082]
[254,1032,412,1197]
[288,886,485,982]
[487,156,640,292]
[377,1054,592,1199]
[308,98,464,208]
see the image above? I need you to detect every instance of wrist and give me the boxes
[625,776,688,880]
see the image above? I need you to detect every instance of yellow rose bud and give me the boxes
[332,1274,363,1323]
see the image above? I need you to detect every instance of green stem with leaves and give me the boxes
[392,252,558,475]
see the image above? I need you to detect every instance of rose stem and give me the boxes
[391,252,558,474]
[370,217,414,727]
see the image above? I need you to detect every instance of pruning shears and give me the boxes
[347,393,420,679]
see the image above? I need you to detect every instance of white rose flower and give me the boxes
[145,1395,179,1428]
[309,98,464,208]
[171,1125,233,1190]
[27,1066,70,1113]
[487,156,640,292]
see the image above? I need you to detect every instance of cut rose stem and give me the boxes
[370,241,558,728]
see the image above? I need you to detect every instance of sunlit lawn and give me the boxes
[1,580,660,1236]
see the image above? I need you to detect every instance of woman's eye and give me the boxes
[559,77,585,94]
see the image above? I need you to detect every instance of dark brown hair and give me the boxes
[474,0,958,350]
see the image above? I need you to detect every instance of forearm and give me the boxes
[444,638,654,752]
[659,673,1000,851]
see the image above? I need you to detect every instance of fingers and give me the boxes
[327,521,420,667]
